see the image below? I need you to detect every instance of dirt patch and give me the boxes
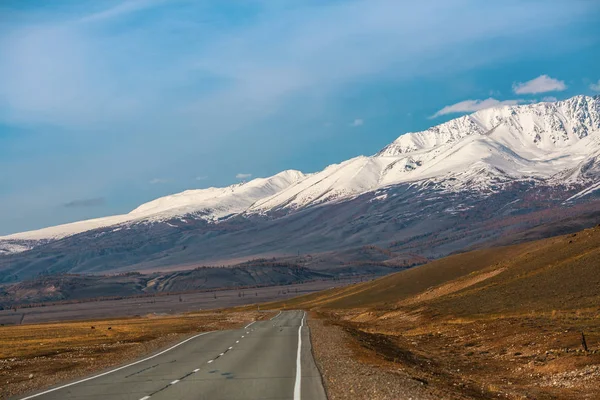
[399,267,506,306]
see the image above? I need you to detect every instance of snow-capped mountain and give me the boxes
[2,95,600,255]
[0,170,305,244]
[251,95,600,212]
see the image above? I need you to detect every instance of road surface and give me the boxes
[16,310,326,400]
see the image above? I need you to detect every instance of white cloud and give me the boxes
[351,118,364,127]
[149,178,168,184]
[430,98,524,118]
[195,175,208,181]
[542,96,558,102]
[512,75,567,94]
[590,80,600,92]
[236,173,252,179]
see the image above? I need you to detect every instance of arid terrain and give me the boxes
[3,227,600,399]
[260,226,600,399]
[0,310,272,399]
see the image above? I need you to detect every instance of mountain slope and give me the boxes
[3,95,599,245]
[1,95,600,281]
[0,170,305,244]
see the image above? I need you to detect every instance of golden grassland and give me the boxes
[0,310,265,399]
[254,226,600,399]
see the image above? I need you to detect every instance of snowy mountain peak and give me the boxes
[2,95,599,252]
[0,170,306,244]
[130,169,305,217]
[379,95,600,156]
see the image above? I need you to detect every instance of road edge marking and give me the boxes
[244,321,255,329]
[294,311,305,400]
[17,330,214,400]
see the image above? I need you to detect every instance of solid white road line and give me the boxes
[17,331,214,400]
[293,311,306,400]
[244,321,255,329]
[271,311,282,320]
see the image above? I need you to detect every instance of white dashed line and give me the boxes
[241,335,245,338]
[140,397,151,400]
[170,380,180,385]
[228,346,233,350]
[193,368,200,372]
[207,360,214,364]
[244,321,255,329]
[236,340,239,343]
[219,352,224,356]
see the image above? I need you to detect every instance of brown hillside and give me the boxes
[267,225,600,313]
[263,226,600,399]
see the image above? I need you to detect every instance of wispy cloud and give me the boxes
[351,118,364,127]
[591,80,600,92]
[236,173,252,179]
[431,98,524,118]
[63,197,105,208]
[512,75,567,94]
[79,0,166,23]
[195,175,208,181]
[149,178,168,184]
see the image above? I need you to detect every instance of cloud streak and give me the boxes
[236,173,252,179]
[63,197,105,208]
[591,80,600,92]
[431,98,524,118]
[512,75,567,94]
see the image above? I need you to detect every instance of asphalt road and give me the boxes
[16,311,327,400]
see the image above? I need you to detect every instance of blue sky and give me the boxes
[1,0,600,234]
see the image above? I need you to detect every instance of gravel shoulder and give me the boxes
[308,314,440,400]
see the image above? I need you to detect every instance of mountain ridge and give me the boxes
[2,95,600,256]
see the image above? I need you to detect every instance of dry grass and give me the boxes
[0,310,264,399]
[288,226,600,399]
